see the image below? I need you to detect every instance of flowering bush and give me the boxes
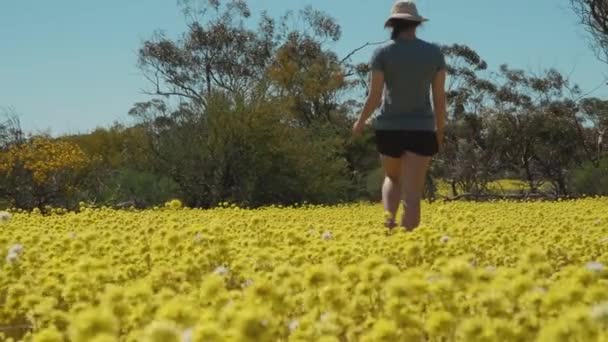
[0,198,607,341]
[0,137,94,210]
[0,137,90,185]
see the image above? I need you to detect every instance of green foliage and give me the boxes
[571,156,608,196]
[365,167,384,202]
[96,169,180,207]
[129,92,351,208]
[67,124,150,170]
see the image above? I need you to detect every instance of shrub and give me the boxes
[570,156,608,196]
[0,136,94,210]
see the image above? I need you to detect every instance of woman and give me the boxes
[352,0,447,231]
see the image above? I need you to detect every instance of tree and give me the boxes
[131,0,360,207]
[421,44,595,198]
[139,14,269,107]
[578,97,608,161]
[268,32,349,126]
[488,66,586,196]
[139,1,343,110]
[432,44,498,197]
[572,0,608,62]
[0,108,25,149]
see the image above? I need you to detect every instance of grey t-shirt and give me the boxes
[370,37,446,132]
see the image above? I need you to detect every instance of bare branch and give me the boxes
[140,64,207,108]
[572,0,608,63]
[571,77,608,101]
[340,40,388,65]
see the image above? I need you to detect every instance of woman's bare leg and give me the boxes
[381,154,403,227]
[400,152,432,230]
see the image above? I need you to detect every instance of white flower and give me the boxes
[194,232,203,243]
[213,265,229,276]
[241,279,254,288]
[427,275,442,283]
[5,244,22,263]
[6,251,19,263]
[181,327,193,342]
[591,302,608,323]
[321,231,333,241]
[440,235,450,244]
[288,319,299,332]
[586,261,604,272]
[320,312,331,322]
[8,244,23,255]
[0,211,11,223]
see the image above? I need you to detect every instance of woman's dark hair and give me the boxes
[385,18,421,40]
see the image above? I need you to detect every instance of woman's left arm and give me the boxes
[353,70,384,135]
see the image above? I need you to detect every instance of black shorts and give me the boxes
[375,130,439,158]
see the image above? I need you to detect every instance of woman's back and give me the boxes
[352,0,447,231]
[371,37,445,132]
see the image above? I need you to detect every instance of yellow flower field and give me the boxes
[1,198,608,341]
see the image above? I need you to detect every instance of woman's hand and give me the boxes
[352,119,366,136]
[353,70,384,137]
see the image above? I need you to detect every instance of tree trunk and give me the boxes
[450,179,458,197]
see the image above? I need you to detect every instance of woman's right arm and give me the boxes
[432,69,447,148]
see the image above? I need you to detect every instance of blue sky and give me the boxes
[1,0,607,136]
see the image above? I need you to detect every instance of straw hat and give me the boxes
[385,1,428,25]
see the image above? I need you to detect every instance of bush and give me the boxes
[570,157,608,196]
[0,136,94,210]
[130,93,352,208]
[365,167,384,202]
[95,169,180,208]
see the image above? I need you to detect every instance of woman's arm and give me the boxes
[353,70,384,135]
[432,69,447,147]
